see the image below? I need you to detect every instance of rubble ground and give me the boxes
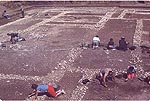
[0,4,149,100]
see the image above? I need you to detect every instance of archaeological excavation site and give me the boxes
[0,1,149,100]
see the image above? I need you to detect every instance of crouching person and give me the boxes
[2,10,10,19]
[117,37,129,51]
[29,83,65,99]
[92,35,100,49]
[107,38,115,50]
[96,68,115,87]
[125,65,136,81]
[7,33,25,44]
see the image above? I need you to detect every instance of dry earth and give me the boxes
[0,2,149,100]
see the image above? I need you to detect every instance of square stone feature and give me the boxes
[97,19,136,44]
[52,15,101,24]
[49,11,103,25]
[143,20,150,32]
[124,13,150,19]
[48,16,101,25]
[0,79,40,100]
[74,19,136,70]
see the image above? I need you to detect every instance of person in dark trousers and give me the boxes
[7,33,19,44]
[20,7,24,18]
[29,83,65,100]
[7,33,25,44]
[2,10,10,19]
[118,37,129,51]
[107,38,115,49]
[92,35,100,49]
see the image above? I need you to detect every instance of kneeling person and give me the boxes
[92,35,100,49]
[107,38,115,49]
[7,33,25,44]
[97,68,115,87]
[118,37,129,51]
[125,65,136,81]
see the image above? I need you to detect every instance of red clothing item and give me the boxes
[48,85,57,97]
[128,73,136,79]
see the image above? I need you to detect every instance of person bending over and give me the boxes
[125,65,136,81]
[96,68,115,87]
[118,37,129,51]
[29,83,65,99]
[92,35,100,49]
[107,38,115,49]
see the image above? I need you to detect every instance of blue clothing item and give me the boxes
[36,85,48,92]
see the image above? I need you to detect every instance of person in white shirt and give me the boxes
[92,35,100,49]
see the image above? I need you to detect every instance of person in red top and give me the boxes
[29,83,65,99]
[125,65,136,81]
[47,84,57,97]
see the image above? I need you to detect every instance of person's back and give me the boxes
[107,38,115,49]
[126,65,136,81]
[108,40,114,46]
[30,83,65,99]
[92,35,100,49]
[93,36,100,42]
[119,37,128,51]
[36,84,48,92]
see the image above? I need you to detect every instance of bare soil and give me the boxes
[0,2,149,100]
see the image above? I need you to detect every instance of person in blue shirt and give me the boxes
[29,83,65,99]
